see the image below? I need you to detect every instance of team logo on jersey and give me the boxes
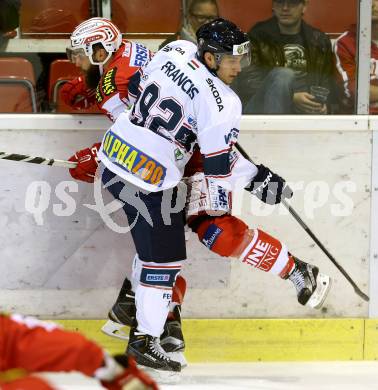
[206,78,224,111]
[174,148,184,161]
[101,67,117,96]
[102,130,167,186]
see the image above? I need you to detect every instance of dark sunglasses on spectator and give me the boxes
[190,13,218,24]
[273,0,304,5]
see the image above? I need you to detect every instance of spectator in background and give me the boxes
[334,0,378,114]
[232,0,335,114]
[159,0,219,49]
[0,0,20,50]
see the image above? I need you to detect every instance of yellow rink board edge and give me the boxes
[53,319,378,362]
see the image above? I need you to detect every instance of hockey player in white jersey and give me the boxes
[97,18,331,373]
[63,17,187,359]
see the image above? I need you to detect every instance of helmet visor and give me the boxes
[215,40,251,70]
[66,47,87,63]
[231,41,251,68]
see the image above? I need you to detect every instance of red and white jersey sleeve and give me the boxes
[0,314,104,375]
[95,40,152,121]
[334,30,358,100]
[334,28,378,113]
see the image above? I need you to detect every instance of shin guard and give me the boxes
[239,229,292,275]
[190,214,293,276]
[136,261,182,337]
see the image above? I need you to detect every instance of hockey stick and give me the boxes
[235,142,370,302]
[0,152,77,168]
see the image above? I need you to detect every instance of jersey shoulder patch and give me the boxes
[129,41,150,68]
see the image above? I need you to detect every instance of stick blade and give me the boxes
[355,289,370,302]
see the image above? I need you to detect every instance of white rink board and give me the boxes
[0,115,372,318]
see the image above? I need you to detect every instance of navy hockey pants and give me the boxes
[101,165,187,263]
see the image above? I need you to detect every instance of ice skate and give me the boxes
[101,281,136,340]
[161,305,185,352]
[126,327,181,383]
[287,257,331,309]
[160,305,187,367]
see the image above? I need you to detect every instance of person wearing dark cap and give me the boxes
[232,0,335,114]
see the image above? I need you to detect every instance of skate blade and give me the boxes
[137,366,181,384]
[101,319,129,341]
[166,351,188,368]
[307,273,332,309]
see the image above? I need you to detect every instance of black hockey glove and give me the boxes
[245,164,293,205]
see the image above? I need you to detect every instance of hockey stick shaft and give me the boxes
[235,142,369,302]
[0,152,77,168]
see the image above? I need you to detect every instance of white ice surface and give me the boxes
[159,362,378,390]
[35,362,378,390]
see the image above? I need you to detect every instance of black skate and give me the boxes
[101,278,136,340]
[287,257,331,309]
[160,305,185,353]
[127,328,181,373]
[161,305,187,368]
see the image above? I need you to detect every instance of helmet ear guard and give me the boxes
[69,17,122,65]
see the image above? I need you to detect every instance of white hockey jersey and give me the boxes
[98,40,257,192]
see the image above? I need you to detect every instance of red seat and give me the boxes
[48,59,81,101]
[49,59,101,113]
[112,0,181,37]
[20,0,90,37]
[0,57,37,113]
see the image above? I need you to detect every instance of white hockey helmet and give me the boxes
[68,17,122,65]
